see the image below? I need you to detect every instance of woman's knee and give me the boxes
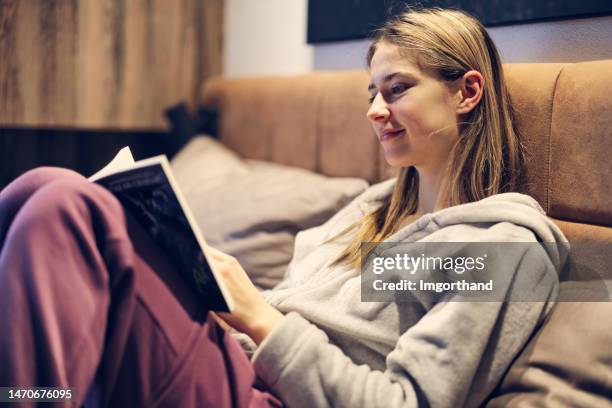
[1,167,85,202]
[16,166,83,187]
[7,175,125,244]
[1,168,91,241]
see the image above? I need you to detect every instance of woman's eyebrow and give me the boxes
[368,72,418,91]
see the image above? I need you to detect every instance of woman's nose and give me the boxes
[366,94,390,123]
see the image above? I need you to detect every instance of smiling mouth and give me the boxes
[379,129,405,142]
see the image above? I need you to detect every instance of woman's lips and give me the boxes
[379,129,405,141]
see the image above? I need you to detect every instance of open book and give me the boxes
[89,147,233,312]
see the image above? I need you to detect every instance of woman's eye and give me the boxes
[367,83,410,104]
[390,83,409,94]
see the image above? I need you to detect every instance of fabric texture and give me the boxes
[548,60,612,225]
[0,167,280,408]
[171,136,369,289]
[486,300,612,408]
[243,179,568,408]
[200,72,380,183]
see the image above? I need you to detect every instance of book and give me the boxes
[89,147,233,312]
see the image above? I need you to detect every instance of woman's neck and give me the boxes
[415,166,449,216]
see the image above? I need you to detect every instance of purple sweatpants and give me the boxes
[0,168,281,407]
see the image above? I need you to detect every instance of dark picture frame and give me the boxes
[307,0,612,44]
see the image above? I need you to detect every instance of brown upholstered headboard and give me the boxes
[199,61,612,250]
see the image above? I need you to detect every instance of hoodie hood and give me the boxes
[361,178,569,273]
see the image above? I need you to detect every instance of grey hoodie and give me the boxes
[247,179,568,408]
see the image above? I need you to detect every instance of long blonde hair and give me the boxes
[331,8,524,269]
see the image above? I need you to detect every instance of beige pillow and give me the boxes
[171,136,369,289]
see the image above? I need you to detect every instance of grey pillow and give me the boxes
[171,136,369,289]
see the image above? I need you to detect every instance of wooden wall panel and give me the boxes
[0,0,222,130]
[0,127,169,189]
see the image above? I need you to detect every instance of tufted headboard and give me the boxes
[200,61,612,249]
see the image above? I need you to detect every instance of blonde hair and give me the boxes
[331,7,524,269]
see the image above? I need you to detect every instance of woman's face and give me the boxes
[367,42,461,170]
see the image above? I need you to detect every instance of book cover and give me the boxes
[89,147,233,312]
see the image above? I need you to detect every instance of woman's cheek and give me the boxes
[419,109,451,139]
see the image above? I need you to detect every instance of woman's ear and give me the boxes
[456,70,484,115]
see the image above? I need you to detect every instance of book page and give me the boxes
[88,146,136,182]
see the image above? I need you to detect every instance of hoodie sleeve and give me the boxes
[252,244,559,408]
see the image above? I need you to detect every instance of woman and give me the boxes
[210,7,566,407]
[0,8,566,408]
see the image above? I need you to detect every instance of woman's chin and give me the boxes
[384,153,414,168]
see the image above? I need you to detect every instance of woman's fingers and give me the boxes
[209,311,233,332]
[203,245,285,344]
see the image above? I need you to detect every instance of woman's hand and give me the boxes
[206,246,284,345]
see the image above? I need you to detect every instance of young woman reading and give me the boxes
[0,8,567,408]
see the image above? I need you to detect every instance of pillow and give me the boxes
[485,298,612,407]
[170,136,369,289]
